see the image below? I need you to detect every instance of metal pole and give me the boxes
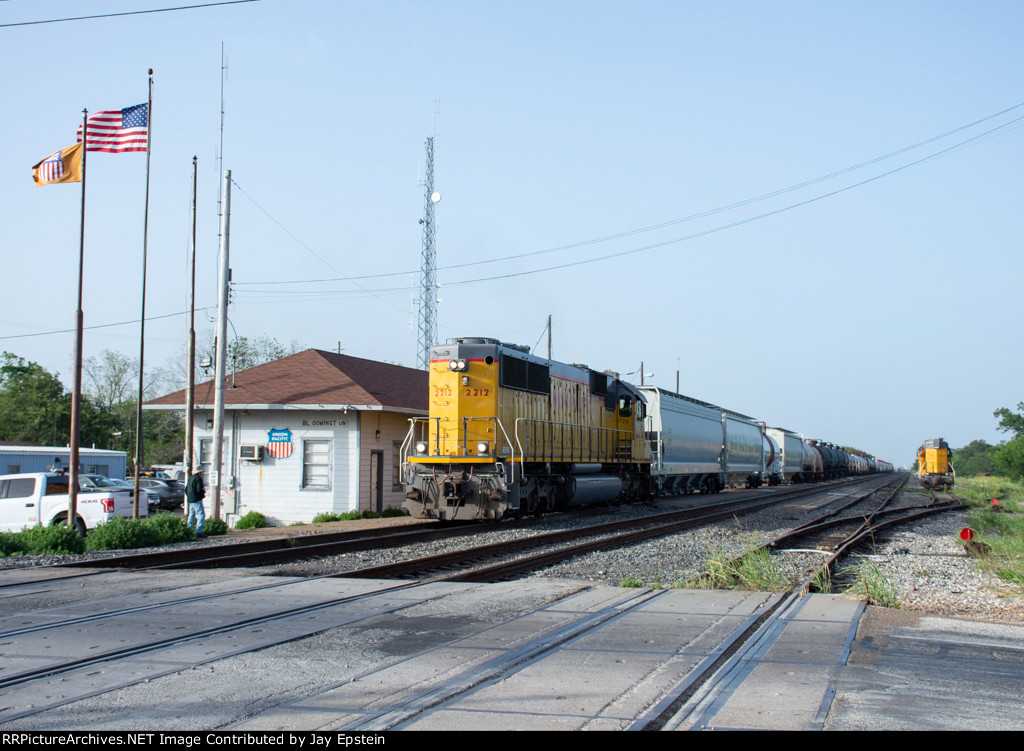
[68,108,89,531]
[184,156,198,475]
[547,314,551,360]
[211,169,231,521]
[132,70,154,518]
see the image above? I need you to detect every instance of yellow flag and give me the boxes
[32,142,83,186]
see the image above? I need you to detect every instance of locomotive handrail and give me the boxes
[403,416,518,474]
[513,418,634,464]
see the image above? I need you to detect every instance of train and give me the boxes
[917,437,954,489]
[401,338,894,521]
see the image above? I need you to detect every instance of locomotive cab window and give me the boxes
[618,397,633,417]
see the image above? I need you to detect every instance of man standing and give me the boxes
[185,468,206,539]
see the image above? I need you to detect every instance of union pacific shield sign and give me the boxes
[266,428,293,459]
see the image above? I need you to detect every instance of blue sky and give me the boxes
[2,1,1022,466]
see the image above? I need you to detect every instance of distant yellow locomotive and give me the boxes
[917,437,954,489]
[402,338,651,520]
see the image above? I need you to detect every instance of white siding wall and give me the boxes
[194,409,359,525]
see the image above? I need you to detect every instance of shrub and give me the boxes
[234,510,268,530]
[620,576,643,588]
[86,516,161,551]
[21,523,87,555]
[381,507,408,518]
[0,531,28,557]
[203,518,228,536]
[311,512,343,524]
[339,510,362,521]
[145,513,195,544]
[361,510,380,519]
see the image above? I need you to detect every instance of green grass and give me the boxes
[956,476,1024,587]
[687,545,787,591]
[810,564,832,594]
[842,559,900,608]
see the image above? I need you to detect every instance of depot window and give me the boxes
[302,439,332,490]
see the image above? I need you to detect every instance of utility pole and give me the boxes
[211,169,231,520]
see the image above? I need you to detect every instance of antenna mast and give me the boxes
[417,136,439,369]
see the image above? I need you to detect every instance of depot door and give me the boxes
[370,451,383,512]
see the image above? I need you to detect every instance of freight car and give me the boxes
[402,338,892,520]
[917,438,954,488]
[640,386,765,494]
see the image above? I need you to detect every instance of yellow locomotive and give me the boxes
[917,437,954,489]
[402,338,651,520]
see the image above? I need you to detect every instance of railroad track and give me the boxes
[336,475,902,583]
[0,473,962,729]
[1,475,877,591]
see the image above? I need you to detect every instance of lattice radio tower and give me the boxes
[417,136,440,369]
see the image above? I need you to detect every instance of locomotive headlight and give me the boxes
[477,441,490,455]
[448,359,468,372]
[415,441,428,455]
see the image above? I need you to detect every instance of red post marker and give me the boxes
[992,499,999,506]
[960,528,975,542]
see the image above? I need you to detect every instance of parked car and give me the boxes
[83,475,158,510]
[0,472,143,534]
[137,478,185,511]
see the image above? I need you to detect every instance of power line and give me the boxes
[0,308,213,341]
[0,0,262,28]
[6,104,1021,342]
[231,108,1024,296]
[233,99,1024,289]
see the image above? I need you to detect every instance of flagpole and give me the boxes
[185,156,198,477]
[132,69,153,518]
[68,109,89,533]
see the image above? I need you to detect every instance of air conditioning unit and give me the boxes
[239,444,264,461]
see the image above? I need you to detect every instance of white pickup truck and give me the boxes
[0,472,145,534]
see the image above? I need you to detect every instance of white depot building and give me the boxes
[146,349,427,525]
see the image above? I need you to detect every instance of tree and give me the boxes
[0,352,71,445]
[993,437,1024,482]
[951,439,997,478]
[991,402,1024,480]
[84,350,136,411]
[158,333,304,392]
[994,402,1024,437]
[228,334,303,371]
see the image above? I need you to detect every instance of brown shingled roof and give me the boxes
[145,349,428,412]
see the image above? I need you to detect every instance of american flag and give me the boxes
[77,103,148,153]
